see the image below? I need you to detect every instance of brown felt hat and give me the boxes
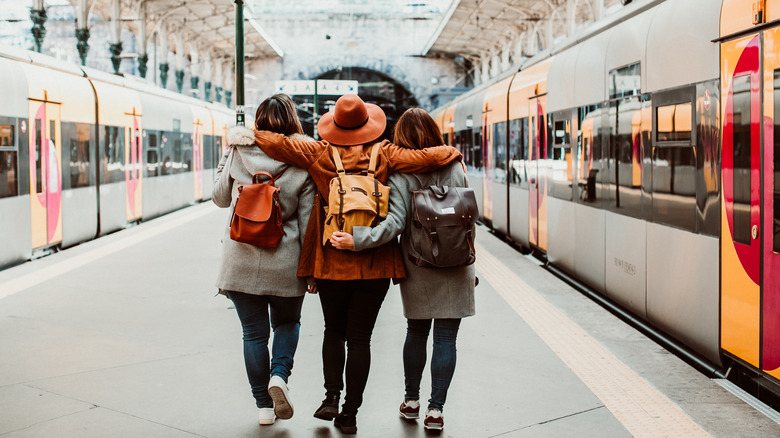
[317,94,386,146]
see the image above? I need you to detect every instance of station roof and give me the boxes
[423,0,624,59]
[83,0,282,60]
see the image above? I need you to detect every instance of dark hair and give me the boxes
[392,107,444,150]
[254,93,304,136]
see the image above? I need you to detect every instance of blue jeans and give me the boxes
[403,318,461,412]
[227,291,304,408]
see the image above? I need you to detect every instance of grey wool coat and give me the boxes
[213,127,316,297]
[352,162,476,319]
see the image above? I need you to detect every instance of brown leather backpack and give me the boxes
[408,185,478,268]
[230,169,286,248]
[322,145,390,247]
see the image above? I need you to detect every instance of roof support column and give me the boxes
[234,0,245,125]
[594,0,605,21]
[137,1,148,78]
[75,0,92,66]
[203,53,213,101]
[567,0,576,37]
[30,0,47,53]
[159,26,169,89]
[174,33,184,93]
[190,49,200,98]
[545,15,553,49]
[109,0,123,74]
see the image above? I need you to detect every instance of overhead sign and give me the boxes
[275,80,358,96]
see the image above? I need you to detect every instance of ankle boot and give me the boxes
[313,394,340,420]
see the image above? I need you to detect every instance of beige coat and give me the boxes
[352,162,476,319]
[213,128,315,297]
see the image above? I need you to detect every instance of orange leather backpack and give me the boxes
[230,169,286,248]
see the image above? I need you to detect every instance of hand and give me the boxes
[329,231,355,250]
[306,279,318,294]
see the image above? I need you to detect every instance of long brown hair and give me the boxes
[254,93,304,136]
[392,107,444,150]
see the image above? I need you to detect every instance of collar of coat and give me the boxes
[228,125,312,146]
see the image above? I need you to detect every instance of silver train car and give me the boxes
[0,46,232,269]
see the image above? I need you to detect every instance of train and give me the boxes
[431,0,780,402]
[0,45,233,269]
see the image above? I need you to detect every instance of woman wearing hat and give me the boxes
[229,94,461,434]
[330,108,477,432]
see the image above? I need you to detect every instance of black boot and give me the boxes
[313,394,340,420]
[334,412,357,434]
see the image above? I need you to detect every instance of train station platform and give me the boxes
[1,202,779,438]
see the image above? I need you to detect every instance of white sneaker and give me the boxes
[268,375,294,420]
[258,407,276,425]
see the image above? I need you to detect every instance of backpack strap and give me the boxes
[270,167,287,184]
[251,171,274,184]
[331,146,346,175]
[453,188,476,256]
[367,144,380,176]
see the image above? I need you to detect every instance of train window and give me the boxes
[202,135,214,170]
[492,123,507,183]
[173,137,183,173]
[609,63,641,99]
[35,119,42,193]
[549,114,573,201]
[473,131,483,170]
[0,123,17,199]
[509,118,527,187]
[695,80,720,236]
[775,71,780,252]
[103,126,125,183]
[443,132,449,145]
[61,122,93,189]
[732,74,752,245]
[607,97,644,218]
[656,102,692,142]
[577,104,604,205]
[146,132,159,177]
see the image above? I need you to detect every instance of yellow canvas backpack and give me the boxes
[322,145,390,248]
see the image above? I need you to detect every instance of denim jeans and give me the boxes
[227,291,304,408]
[403,318,461,412]
[316,278,390,415]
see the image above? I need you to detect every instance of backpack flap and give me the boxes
[234,183,278,222]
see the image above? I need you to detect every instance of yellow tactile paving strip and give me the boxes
[475,243,712,438]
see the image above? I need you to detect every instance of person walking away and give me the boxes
[228,94,463,434]
[213,94,316,426]
[329,107,477,432]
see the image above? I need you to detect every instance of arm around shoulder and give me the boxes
[352,174,408,250]
[382,141,462,174]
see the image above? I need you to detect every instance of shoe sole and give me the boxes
[399,412,419,420]
[424,423,443,431]
[313,407,339,421]
[268,385,293,420]
[335,423,358,434]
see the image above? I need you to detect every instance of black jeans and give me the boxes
[316,278,390,415]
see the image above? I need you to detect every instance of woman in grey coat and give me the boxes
[330,108,476,432]
[213,94,316,426]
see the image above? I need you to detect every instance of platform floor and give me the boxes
[1,202,779,438]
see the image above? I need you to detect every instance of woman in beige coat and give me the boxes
[330,108,476,432]
[213,94,315,426]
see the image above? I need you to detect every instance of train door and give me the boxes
[721,33,761,369]
[762,26,780,381]
[126,110,142,221]
[28,98,62,249]
[528,95,547,249]
[193,118,204,201]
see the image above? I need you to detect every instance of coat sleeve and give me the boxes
[382,141,463,174]
[297,175,316,250]
[212,148,234,208]
[254,131,327,170]
[352,174,408,251]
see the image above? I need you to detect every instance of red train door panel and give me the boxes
[29,99,62,249]
[762,27,780,380]
[721,33,761,367]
